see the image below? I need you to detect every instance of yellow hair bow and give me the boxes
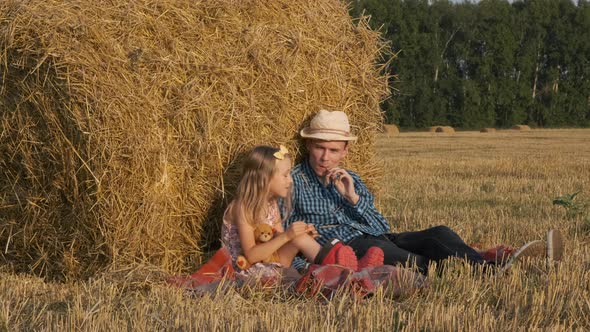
[273,145,289,160]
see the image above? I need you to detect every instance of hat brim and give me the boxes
[300,128,357,141]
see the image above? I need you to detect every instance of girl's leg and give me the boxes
[277,233,321,266]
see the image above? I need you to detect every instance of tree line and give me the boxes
[349,0,590,129]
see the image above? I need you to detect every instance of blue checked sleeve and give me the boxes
[342,171,391,234]
[291,256,308,271]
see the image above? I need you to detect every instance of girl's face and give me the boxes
[268,158,293,199]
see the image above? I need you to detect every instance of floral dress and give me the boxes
[221,201,283,278]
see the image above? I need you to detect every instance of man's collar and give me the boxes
[302,158,323,186]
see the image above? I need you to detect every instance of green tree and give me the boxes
[349,0,590,129]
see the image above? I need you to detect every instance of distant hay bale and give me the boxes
[383,124,399,136]
[480,128,496,133]
[512,125,532,131]
[429,126,455,133]
[0,0,390,279]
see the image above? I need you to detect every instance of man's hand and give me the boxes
[327,168,359,205]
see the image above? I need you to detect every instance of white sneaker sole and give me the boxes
[501,240,545,272]
[547,229,564,262]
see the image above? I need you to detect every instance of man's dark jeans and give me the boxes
[347,225,485,274]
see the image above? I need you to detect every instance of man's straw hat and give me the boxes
[300,110,358,141]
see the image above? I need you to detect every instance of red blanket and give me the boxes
[167,247,426,298]
[167,245,515,298]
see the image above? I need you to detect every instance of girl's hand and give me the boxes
[286,221,308,240]
[305,224,319,238]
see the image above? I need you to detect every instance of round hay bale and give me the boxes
[383,124,399,136]
[431,126,455,133]
[428,126,441,132]
[0,0,390,279]
[480,128,496,133]
[512,125,532,131]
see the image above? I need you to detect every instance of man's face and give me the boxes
[306,140,348,177]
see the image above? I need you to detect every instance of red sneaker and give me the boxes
[358,246,384,270]
[315,239,343,265]
[321,244,342,265]
[335,245,358,271]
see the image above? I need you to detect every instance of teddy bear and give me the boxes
[236,223,281,270]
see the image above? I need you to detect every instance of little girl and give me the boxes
[221,145,383,273]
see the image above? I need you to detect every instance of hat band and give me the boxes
[306,128,351,136]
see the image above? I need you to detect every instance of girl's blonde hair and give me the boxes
[234,145,291,226]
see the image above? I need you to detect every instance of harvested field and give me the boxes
[1,129,589,330]
[480,127,496,133]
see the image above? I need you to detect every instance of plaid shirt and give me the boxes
[284,159,391,269]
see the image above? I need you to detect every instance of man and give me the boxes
[286,110,561,273]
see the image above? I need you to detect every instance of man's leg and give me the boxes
[347,234,430,273]
[386,225,485,265]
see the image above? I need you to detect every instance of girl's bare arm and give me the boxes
[235,205,306,263]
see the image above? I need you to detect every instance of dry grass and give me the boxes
[2,129,589,330]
